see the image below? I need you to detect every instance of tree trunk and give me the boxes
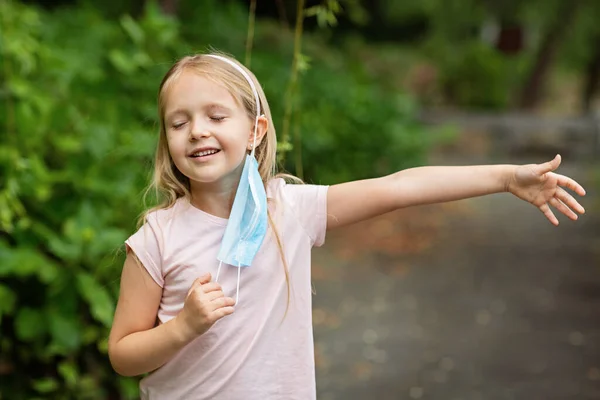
[496,23,524,55]
[518,1,580,110]
[159,0,180,15]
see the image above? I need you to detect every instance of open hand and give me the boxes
[507,154,586,225]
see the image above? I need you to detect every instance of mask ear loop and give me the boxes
[215,261,223,282]
[214,261,240,304]
[236,262,241,304]
[250,117,258,158]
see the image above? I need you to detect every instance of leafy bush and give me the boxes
[0,2,182,398]
[433,41,521,110]
[0,1,430,398]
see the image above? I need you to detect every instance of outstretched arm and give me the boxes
[326,155,586,230]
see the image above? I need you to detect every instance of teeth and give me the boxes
[192,149,218,157]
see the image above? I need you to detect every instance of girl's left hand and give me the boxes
[507,154,586,225]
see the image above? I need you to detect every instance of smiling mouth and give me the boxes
[190,149,221,158]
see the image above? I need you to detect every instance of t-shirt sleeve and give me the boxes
[124,213,164,287]
[281,181,329,247]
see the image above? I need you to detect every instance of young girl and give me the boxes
[108,52,586,399]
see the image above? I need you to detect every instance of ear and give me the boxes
[247,115,268,150]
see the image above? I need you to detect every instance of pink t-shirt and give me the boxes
[125,178,328,400]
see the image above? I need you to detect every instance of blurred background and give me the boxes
[1,0,599,398]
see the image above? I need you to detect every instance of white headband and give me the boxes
[204,54,261,153]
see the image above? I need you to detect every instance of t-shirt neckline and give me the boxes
[178,197,229,226]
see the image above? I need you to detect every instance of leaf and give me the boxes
[0,284,16,322]
[48,236,82,263]
[118,376,140,399]
[297,53,312,73]
[76,272,115,327]
[48,308,81,353]
[7,77,35,99]
[32,377,59,394]
[77,375,100,394]
[0,244,60,283]
[120,15,145,45]
[58,360,79,388]
[88,227,127,260]
[108,49,136,75]
[82,324,100,345]
[304,3,340,27]
[15,308,46,341]
[97,336,109,354]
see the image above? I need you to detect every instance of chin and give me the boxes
[188,174,223,185]
[179,165,223,183]
[182,161,244,187]
[187,170,235,186]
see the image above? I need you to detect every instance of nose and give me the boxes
[189,118,211,141]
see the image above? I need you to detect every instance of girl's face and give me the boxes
[163,70,256,190]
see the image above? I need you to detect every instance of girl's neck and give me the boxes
[189,178,239,219]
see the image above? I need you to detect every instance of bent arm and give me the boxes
[108,251,194,377]
[327,164,515,230]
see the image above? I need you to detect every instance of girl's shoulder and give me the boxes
[139,197,194,229]
[266,175,306,195]
[266,177,300,205]
[266,176,328,214]
[266,177,286,195]
[129,198,199,247]
[266,177,329,247]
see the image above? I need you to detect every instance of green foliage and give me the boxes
[433,41,522,110]
[364,0,600,110]
[291,55,429,182]
[305,0,342,28]
[177,1,431,183]
[558,4,600,70]
[0,0,430,397]
[0,1,183,397]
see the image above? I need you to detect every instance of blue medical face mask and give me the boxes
[206,55,268,304]
[217,153,267,269]
[215,146,267,303]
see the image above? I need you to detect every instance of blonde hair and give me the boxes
[141,51,300,311]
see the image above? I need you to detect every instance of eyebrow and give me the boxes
[206,103,233,113]
[165,103,234,121]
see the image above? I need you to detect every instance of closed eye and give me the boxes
[172,121,187,129]
[210,116,226,122]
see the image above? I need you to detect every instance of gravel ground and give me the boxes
[312,154,600,400]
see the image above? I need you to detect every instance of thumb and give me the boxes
[199,272,212,284]
[187,273,212,297]
[538,154,561,175]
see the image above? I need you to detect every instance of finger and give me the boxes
[205,290,225,302]
[539,202,559,226]
[212,306,235,320]
[554,173,587,197]
[201,282,223,294]
[555,187,585,214]
[209,297,236,312]
[187,273,211,297]
[549,197,578,221]
[537,154,561,175]
[221,296,236,307]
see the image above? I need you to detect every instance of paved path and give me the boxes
[312,155,600,400]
